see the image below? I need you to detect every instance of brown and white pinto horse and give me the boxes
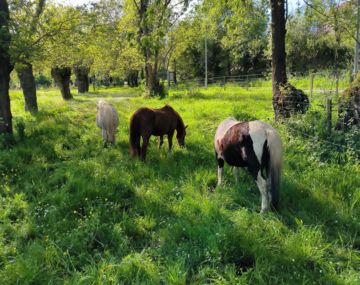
[130,105,187,160]
[215,118,282,213]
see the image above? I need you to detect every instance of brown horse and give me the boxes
[129,105,187,160]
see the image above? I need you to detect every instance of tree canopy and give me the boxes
[7,0,355,87]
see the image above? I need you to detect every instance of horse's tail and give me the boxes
[129,114,140,157]
[266,127,282,210]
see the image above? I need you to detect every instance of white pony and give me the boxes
[96,100,119,144]
[214,118,282,213]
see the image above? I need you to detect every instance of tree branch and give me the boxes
[303,0,360,45]
[132,0,140,13]
[30,0,46,34]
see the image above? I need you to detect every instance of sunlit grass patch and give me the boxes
[0,85,359,284]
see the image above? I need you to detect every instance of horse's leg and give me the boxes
[141,135,150,161]
[233,167,240,183]
[102,129,107,141]
[247,158,270,213]
[110,126,116,144]
[137,142,141,157]
[218,165,224,186]
[135,135,141,157]
[168,131,174,151]
[102,129,108,147]
[216,151,225,186]
[158,136,164,149]
[256,171,270,213]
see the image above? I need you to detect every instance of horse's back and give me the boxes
[105,105,118,125]
[248,120,282,162]
[131,105,183,137]
[214,117,239,144]
[133,107,152,116]
[130,107,157,136]
[160,104,175,112]
[248,121,282,151]
[155,105,178,120]
[215,118,243,161]
[132,107,156,122]
[216,119,276,141]
[97,100,119,129]
[153,105,179,135]
[214,118,278,159]
[248,120,275,134]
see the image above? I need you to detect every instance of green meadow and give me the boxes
[0,84,359,284]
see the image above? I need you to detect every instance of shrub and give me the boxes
[338,72,360,129]
[35,74,52,88]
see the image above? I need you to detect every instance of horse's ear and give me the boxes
[185,125,188,129]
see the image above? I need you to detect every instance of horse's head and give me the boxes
[177,125,188,148]
[96,100,107,110]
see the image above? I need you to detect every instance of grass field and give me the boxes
[0,84,359,284]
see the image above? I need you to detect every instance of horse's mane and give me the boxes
[162,104,174,111]
[159,104,185,132]
[177,113,185,126]
[175,111,185,133]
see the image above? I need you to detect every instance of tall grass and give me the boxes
[0,83,359,284]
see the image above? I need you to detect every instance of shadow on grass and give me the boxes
[4,95,359,283]
[279,177,360,242]
[21,108,360,247]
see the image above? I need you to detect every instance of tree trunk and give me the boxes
[227,53,232,77]
[338,73,360,129]
[144,48,162,95]
[0,0,13,135]
[74,66,90,93]
[0,71,12,135]
[51,67,73,100]
[173,60,177,84]
[270,0,288,120]
[16,63,38,113]
[147,67,159,91]
[135,0,164,96]
[127,70,139,87]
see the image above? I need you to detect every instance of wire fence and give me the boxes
[173,71,353,105]
[175,70,350,86]
[175,75,314,107]
[171,71,359,158]
[286,124,360,156]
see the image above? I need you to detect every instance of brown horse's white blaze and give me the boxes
[214,118,282,213]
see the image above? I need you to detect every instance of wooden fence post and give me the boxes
[327,98,332,133]
[310,73,315,100]
[93,75,96,92]
[335,74,339,97]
